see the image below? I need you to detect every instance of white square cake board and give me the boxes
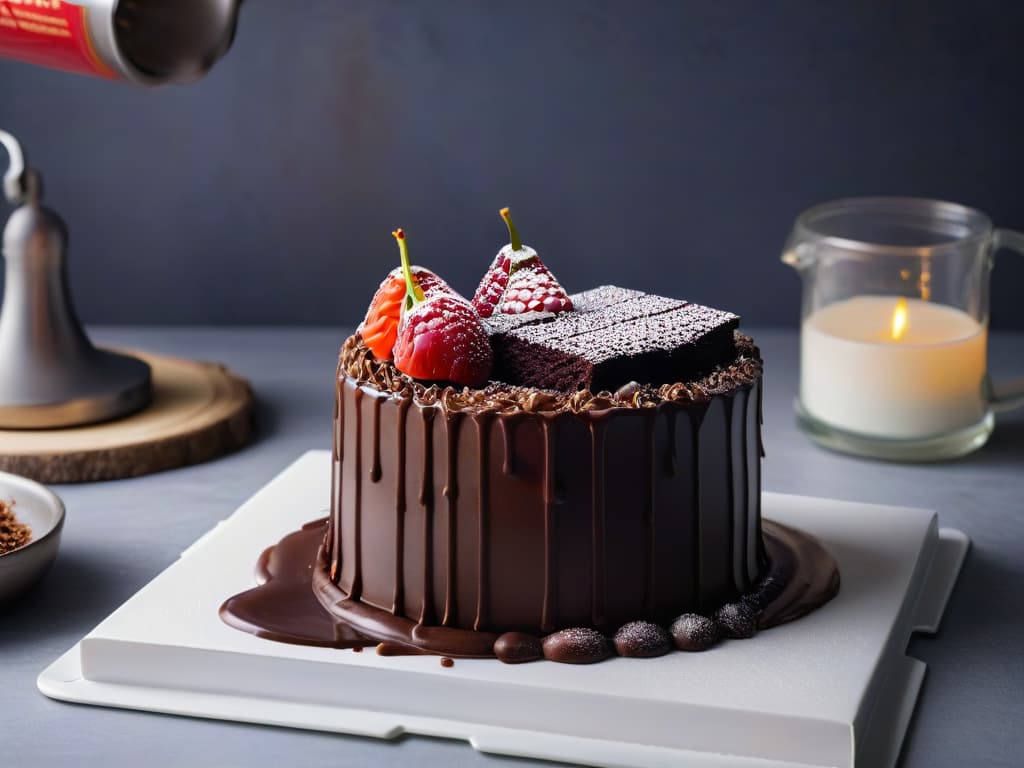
[39,450,968,768]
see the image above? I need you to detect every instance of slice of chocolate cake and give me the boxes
[491,286,739,392]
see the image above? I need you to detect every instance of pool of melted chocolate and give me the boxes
[220,517,839,663]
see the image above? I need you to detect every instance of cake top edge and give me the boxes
[338,332,762,415]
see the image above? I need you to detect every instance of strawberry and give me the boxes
[472,251,511,319]
[391,229,493,386]
[358,265,449,361]
[472,207,573,317]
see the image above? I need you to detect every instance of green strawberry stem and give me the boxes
[393,228,425,311]
[500,207,522,251]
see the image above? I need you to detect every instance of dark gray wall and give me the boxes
[1,0,1023,328]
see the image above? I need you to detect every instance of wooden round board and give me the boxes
[0,350,255,483]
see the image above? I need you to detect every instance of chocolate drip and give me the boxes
[330,379,345,581]
[328,378,340,581]
[336,373,345,462]
[643,410,656,616]
[757,377,766,459]
[351,387,364,600]
[664,409,677,477]
[499,417,515,475]
[687,407,703,611]
[728,390,747,594]
[736,387,754,587]
[589,419,607,628]
[392,398,411,615]
[442,415,460,627]
[332,382,340,460]
[751,380,767,572]
[329,413,338,580]
[540,419,557,633]
[474,413,492,630]
[723,393,741,595]
[419,407,436,625]
[370,395,383,483]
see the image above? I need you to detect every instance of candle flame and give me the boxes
[891,298,909,341]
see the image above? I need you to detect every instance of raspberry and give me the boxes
[358,266,449,361]
[472,207,573,318]
[472,252,511,318]
[499,259,574,315]
[394,293,493,385]
[384,229,492,386]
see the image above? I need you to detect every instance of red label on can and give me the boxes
[0,1,114,78]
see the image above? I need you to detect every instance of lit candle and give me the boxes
[800,296,987,440]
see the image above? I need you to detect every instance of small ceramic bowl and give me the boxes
[0,470,65,604]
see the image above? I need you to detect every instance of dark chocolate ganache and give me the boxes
[327,334,766,639]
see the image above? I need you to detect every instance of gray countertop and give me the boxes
[2,327,1022,768]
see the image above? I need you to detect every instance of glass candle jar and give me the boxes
[783,197,1024,461]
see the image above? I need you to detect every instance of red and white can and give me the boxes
[0,0,241,84]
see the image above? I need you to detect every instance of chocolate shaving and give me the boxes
[339,333,762,416]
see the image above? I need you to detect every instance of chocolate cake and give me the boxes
[316,287,769,655]
[222,220,839,663]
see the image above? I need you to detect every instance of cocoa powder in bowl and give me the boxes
[0,499,31,555]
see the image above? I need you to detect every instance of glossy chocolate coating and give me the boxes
[326,363,765,638]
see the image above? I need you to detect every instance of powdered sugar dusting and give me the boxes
[499,259,573,315]
[613,620,671,657]
[713,602,758,639]
[393,293,493,385]
[541,627,611,664]
[472,251,511,318]
[669,613,721,651]
[472,242,572,317]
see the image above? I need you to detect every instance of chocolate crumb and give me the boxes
[0,499,31,555]
[440,657,454,668]
[352,646,363,653]
[669,614,721,651]
[613,620,671,658]
[339,329,761,415]
[714,602,758,639]
[542,627,612,664]
[614,381,643,402]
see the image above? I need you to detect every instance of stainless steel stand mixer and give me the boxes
[0,129,151,428]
